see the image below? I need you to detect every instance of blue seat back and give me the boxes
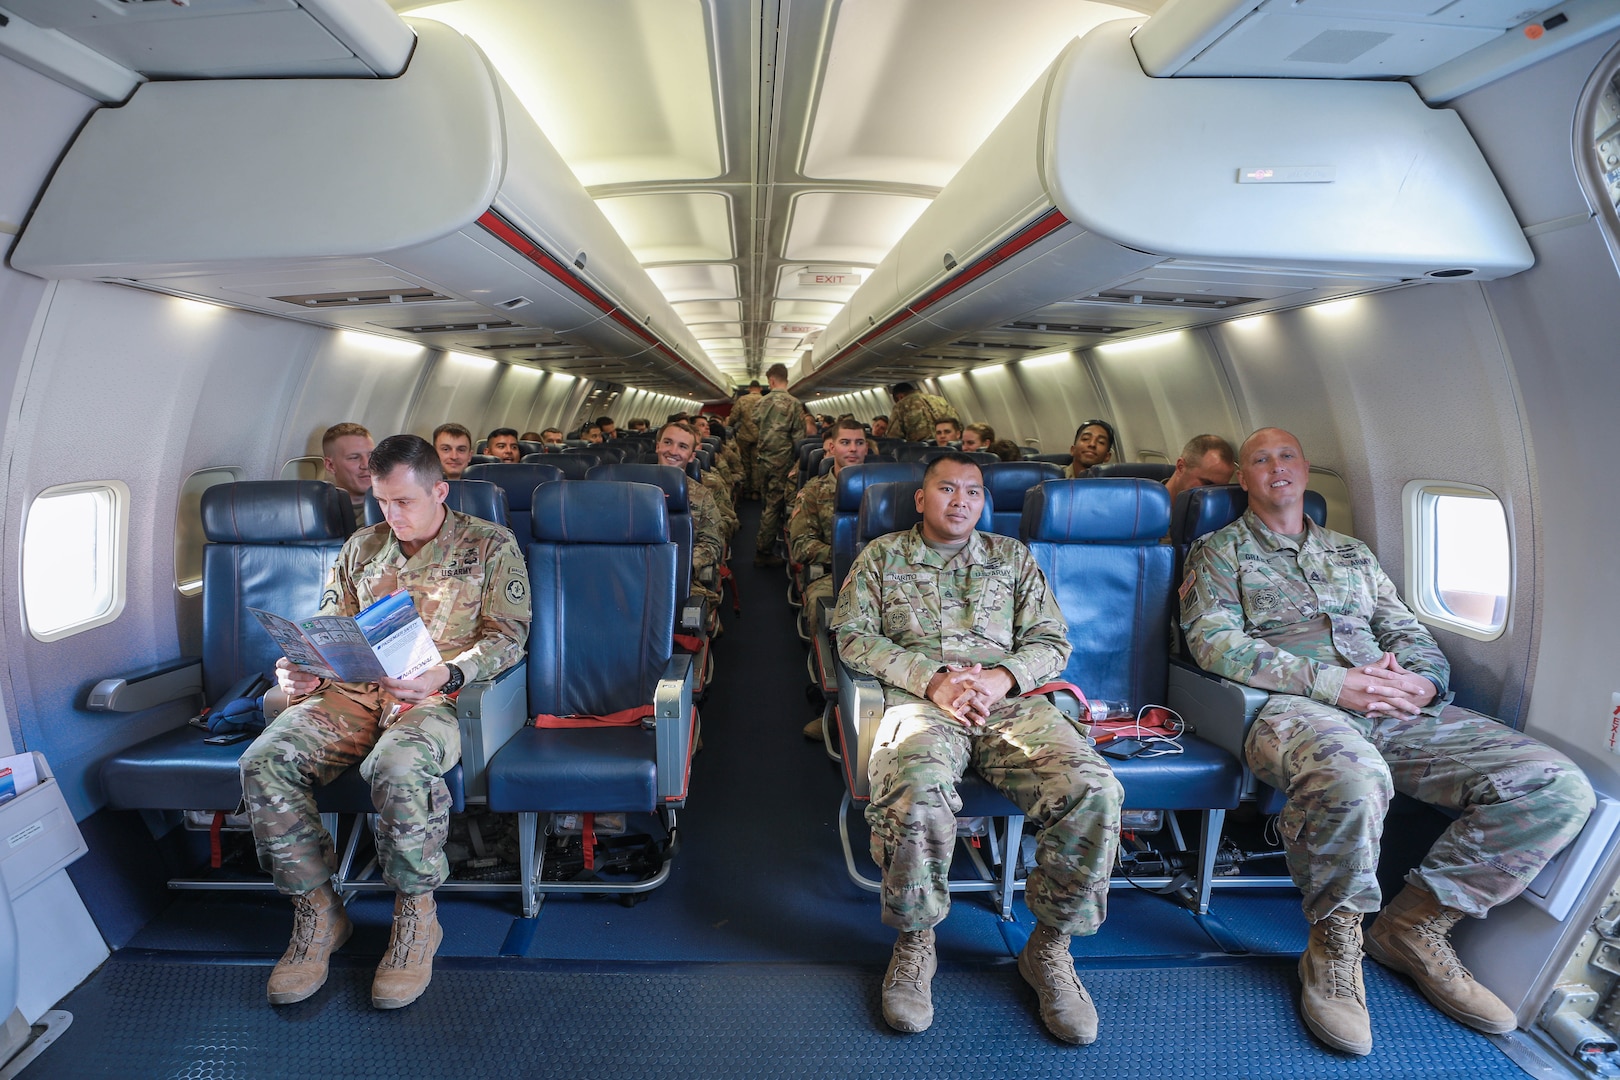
[1169,484,1327,585]
[1028,452,1073,467]
[518,440,544,457]
[1087,462,1175,481]
[832,462,926,592]
[525,453,592,479]
[464,463,564,543]
[364,478,509,530]
[982,461,1062,537]
[586,463,693,600]
[855,480,996,553]
[563,447,610,468]
[1024,479,1174,708]
[914,447,997,467]
[527,482,677,717]
[200,481,351,703]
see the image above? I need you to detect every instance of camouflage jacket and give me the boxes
[732,393,763,445]
[833,525,1071,707]
[787,469,836,568]
[1180,510,1451,712]
[688,479,726,583]
[754,388,804,459]
[700,468,737,536]
[318,508,530,689]
[889,392,953,443]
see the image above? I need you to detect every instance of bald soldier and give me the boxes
[834,454,1122,1045]
[240,434,530,1011]
[1181,427,1593,1056]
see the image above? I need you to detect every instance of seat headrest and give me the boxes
[915,447,998,466]
[202,481,352,543]
[858,480,995,540]
[586,463,690,512]
[531,481,670,544]
[982,461,1063,510]
[463,462,564,511]
[1087,462,1176,481]
[362,479,507,528]
[835,461,927,513]
[1171,484,1327,545]
[1024,478,1170,543]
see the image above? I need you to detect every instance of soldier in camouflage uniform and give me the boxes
[1181,427,1592,1056]
[240,435,530,1011]
[887,381,954,443]
[1062,420,1115,478]
[752,364,802,567]
[731,382,763,500]
[653,421,727,606]
[789,419,868,740]
[834,454,1121,1044]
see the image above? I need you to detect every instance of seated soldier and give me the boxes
[322,421,373,522]
[987,439,1022,463]
[1181,427,1594,1056]
[933,417,963,447]
[486,427,521,463]
[834,454,1122,1044]
[1163,433,1236,503]
[540,428,565,447]
[870,414,889,438]
[627,418,651,433]
[240,435,530,1011]
[1064,419,1115,477]
[653,420,726,608]
[432,422,472,480]
[582,424,604,445]
[596,415,618,441]
[788,418,868,741]
[961,422,995,452]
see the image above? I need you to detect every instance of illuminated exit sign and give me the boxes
[798,270,862,287]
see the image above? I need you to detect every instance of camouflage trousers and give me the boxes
[803,571,833,638]
[239,686,461,896]
[737,441,758,498]
[754,453,793,552]
[1247,694,1593,922]
[866,696,1122,934]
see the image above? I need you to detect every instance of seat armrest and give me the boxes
[455,661,528,801]
[1047,688,1084,725]
[1167,657,1269,766]
[87,657,203,713]
[678,594,708,637]
[812,598,837,693]
[834,648,885,800]
[654,654,696,801]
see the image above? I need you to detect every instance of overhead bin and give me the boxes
[8,18,726,400]
[796,19,1533,394]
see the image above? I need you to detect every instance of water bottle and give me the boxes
[1086,699,1132,724]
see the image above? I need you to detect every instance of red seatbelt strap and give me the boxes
[1022,681,1089,709]
[720,564,741,614]
[210,811,225,869]
[581,813,596,871]
[672,633,704,654]
[533,705,655,728]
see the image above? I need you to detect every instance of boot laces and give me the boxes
[886,933,930,988]
[284,893,321,965]
[1322,917,1364,1001]
[1030,932,1085,997]
[383,900,432,969]
[1414,909,1469,982]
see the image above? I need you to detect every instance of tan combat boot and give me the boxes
[802,714,825,741]
[881,929,937,1033]
[1017,923,1099,1045]
[371,891,443,1010]
[1300,913,1373,1055]
[267,882,352,1005]
[1365,883,1516,1034]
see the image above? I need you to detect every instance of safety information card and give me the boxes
[250,592,440,684]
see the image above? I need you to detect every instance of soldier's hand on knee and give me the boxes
[927,666,986,727]
[1341,668,1425,718]
[1365,653,1438,709]
[275,656,320,699]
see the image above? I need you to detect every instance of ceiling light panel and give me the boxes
[672,300,742,322]
[596,192,735,263]
[647,264,740,303]
[801,0,1138,187]
[771,300,843,325]
[688,323,745,339]
[410,0,722,185]
[783,192,930,265]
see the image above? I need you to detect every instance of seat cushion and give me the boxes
[1106,734,1242,810]
[101,725,251,811]
[486,726,657,812]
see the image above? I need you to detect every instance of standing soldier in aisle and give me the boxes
[732,381,764,500]
[752,363,802,568]
[888,382,953,442]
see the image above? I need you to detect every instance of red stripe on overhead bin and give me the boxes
[475,209,719,394]
[811,206,1072,381]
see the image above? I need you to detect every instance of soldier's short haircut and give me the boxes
[765,362,790,382]
[487,427,520,444]
[1072,419,1116,448]
[922,452,985,486]
[520,431,543,442]
[965,422,995,443]
[322,421,371,454]
[658,418,697,440]
[432,422,470,444]
[595,415,615,427]
[748,380,761,389]
[834,417,867,436]
[936,416,963,433]
[370,434,444,488]
[890,382,916,397]
[873,414,888,423]
[541,427,563,440]
[628,418,651,430]
[1180,433,1236,467]
[988,439,1022,462]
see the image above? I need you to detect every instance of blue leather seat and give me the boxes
[463,462,564,544]
[519,440,544,458]
[1169,484,1326,585]
[1024,478,1243,913]
[1087,462,1175,481]
[982,461,1062,537]
[1029,452,1073,468]
[364,478,509,531]
[486,481,697,916]
[830,478,1021,917]
[587,463,695,602]
[563,446,610,469]
[830,463,926,594]
[526,453,592,479]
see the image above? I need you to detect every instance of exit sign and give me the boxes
[798,271,862,287]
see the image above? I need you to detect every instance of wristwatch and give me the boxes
[441,663,465,695]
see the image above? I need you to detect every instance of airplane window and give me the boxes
[1401,481,1510,641]
[1578,42,1620,269]
[21,481,129,641]
[175,468,243,597]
